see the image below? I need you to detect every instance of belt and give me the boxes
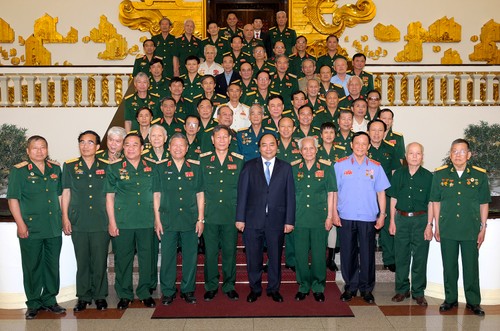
[396,210,427,217]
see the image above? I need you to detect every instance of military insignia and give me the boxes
[50,173,58,179]
[28,163,33,170]
[75,169,84,175]
[365,169,374,179]
[30,172,34,176]
[144,167,152,172]
[96,169,105,175]
[344,170,353,175]
[228,164,237,170]
[297,171,304,179]
[185,171,194,177]
[315,170,324,178]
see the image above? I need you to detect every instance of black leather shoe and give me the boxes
[466,304,485,316]
[340,291,355,302]
[25,308,38,320]
[267,291,284,303]
[246,291,261,303]
[161,294,175,305]
[295,292,308,301]
[285,264,296,272]
[117,298,131,310]
[225,290,239,301]
[204,290,218,301]
[42,304,66,314]
[180,292,196,304]
[439,301,458,312]
[141,297,156,308]
[73,300,90,312]
[95,299,108,311]
[313,292,325,302]
[384,264,396,272]
[361,292,375,304]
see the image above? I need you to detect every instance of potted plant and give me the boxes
[0,124,28,217]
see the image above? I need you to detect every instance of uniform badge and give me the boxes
[96,169,105,175]
[344,170,353,175]
[228,164,237,170]
[315,170,324,178]
[185,171,194,177]
[50,173,58,179]
[365,169,374,179]
[144,167,152,172]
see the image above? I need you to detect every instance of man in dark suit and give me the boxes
[215,54,241,95]
[236,133,296,303]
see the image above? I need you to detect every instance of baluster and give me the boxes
[11,76,22,106]
[66,75,76,107]
[445,74,456,105]
[432,74,445,105]
[24,75,36,106]
[393,73,403,105]
[471,74,482,105]
[38,76,50,106]
[52,76,63,107]
[485,74,495,105]
[94,75,103,106]
[120,74,130,100]
[459,73,469,105]
[406,73,416,105]
[419,74,430,105]
[379,74,390,106]
[80,76,90,106]
[0,76,9,107]
[107,74,117,107]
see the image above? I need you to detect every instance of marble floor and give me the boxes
[1,283,498,331]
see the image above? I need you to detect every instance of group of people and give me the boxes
[7,11,491,320]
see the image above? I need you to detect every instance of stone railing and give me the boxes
[0,65,499,107]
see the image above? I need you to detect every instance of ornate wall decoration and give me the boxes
[84,15,138,60]
[441,48,462,64]
[0,18,15,43]
[352,37,388,60]
[395,22,426,62]
[24,35,51,65]
[426,17,461,42]
[374,23,400,42]
[34,14,78,43]
[118,0,205,38]
[469,19,500,64]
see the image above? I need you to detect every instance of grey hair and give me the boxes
[298,136,319,149]
[107,126,126,139]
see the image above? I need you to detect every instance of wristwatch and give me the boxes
[197,219,205,224]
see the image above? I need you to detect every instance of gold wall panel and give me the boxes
[441,48,462,64]
[25,35,51,65]
[426,17,461,42]
[0,18,15,43]
[469,19,500,64]
[34,14,78,43]
[86,15,133,60]
[395,22,426,62]
[119,0,205,38]
[374,23,400,42]
[352,39,387,60]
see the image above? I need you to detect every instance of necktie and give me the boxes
[256,32,260,39]
[265,161,271,185]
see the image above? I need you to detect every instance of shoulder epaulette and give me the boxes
[176,36,183,40]
[157,158,169,164]
[472,165,487,173]
[246,91,256,96]
[337,156,349,163]
[98,158,109,164]
[242,52,251,57]
[392,130,403,136]
[232,79,241,84]
[269,27,277,31]
[128,130,138,134]
[333,83,343,89]
[202,37,209,41]
[368,158,380,166]
[291,159,302,166]
[150,92,160,98]
[319,159,332,166]
[312,126,321,131]
[335,145,346,150]
[217,93,227,98]
[200,151,213,158]
[14,161,28,168]
[151,118,161,124]
[96,149,104,154]
[124,94,134,100]
[288,73,297,79]
[223,51,231,56]
[383,140,395,147]
[110,158,123,165]
[435,164,449,172]
[319,97,326,102]
[221,36,229,41]
[179,74,187,79]
[231,152,244,160]
[238,127,249,132]
[264,127,276,131]
[177,117,185,123]
[270,91,280,96]
[205,127,215,133]
[315,109,326,114]
[282,110,292,115]
[184,97,193,102]
[187,159,200,165]
[144,157,156,163]
[65,157,79,164]
[154,55,163,60]
[193,94,203,99]
[47,159,60,166]
[135,54,144,59]
[364,70,373,75]
[141,149,150,155]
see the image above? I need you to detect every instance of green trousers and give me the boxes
[112,228,153,300]
[379,201,395,265]
[72,231,110,301]
[440,237,481,305]
[203,223,237,293]
[294,227,328,293]
[160,230,198,297]
[393,214,429,297]
[19,236,62,309]
[151,233,159,291]
[285,231,296,267]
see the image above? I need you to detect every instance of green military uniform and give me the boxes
[193,93,227,113]
[317,144,347,164]
[339,94,365,110]
[149,77,170,99]
[200,36,229,64]
[171,97,195,120]
[158,117,185,141]
[97,149,124,161]
[7,159,62,310]
[319,82,346,100]
[385,129,406,163]
[387,166,433,298]
[153,159,202,297]
[200,151,244,293]
[368,140,402,266]
[241,90,280,117]
[307,97,327,115]
[220,27,243,39]
[268,26,297,56]
[270,72,299,109]
[261,118,279,133]
[292,159,337,293]
[430,164,491,306]
[236,126,273,161]
[366,107,381,121]
[347,70,374,97]
[180,74,203,101]
[198,119,218,153]
[187,136,203,160]
[62,156,110,303]
[334,130,354,154]
[175,34,202,76]
[133,55,159,78]
[252,62,276,78]
[124,92,161,132]
[293,126,321,143]
[152,33,176,79]
[312,108,341,128]
[105,157,156,301]
[235,78,258,96]
[242,38,264,56]
[223,51,251,72]
[288,53,316,78]
[316,53,346,74]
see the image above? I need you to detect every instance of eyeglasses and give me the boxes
[368,97,380,101]
[451,150,468,156]
[186,122,199,128]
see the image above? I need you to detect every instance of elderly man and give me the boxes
[330,58,351,96]
[347,53,374,97]
[175,19,202,76]
[387,142,434,306]
[99,126,126,162]
[151,17,176,78]
[430,139,490,316]
[317,35,346,74]
[268,11,297,55]
[124,72,161,133]
[198,44,223,76]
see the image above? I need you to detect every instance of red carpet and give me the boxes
[151,283,353,319]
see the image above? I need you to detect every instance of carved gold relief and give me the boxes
[0,18,15,43]
[119,0,205,38]
[85,15,136,60]
[441,48,462,64]
[34,14,78,43]
[24,35,51,65]
[352,39,387,60]
[374,23,400,42]
[395,22,426,62]
[433,46,441,53]
[306,40,349,59]
[414,76,421,104]
[469,19,500,64]
[426,17,461,42]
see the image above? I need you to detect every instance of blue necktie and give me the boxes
[265,161,271,185]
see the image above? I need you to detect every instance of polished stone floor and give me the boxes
[1,283,499,331]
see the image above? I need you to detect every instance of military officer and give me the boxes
[236,104,273,161]
[98,126,126,162]
[148,58,170,99]
[241,70,280,116]
[124,72,161,133]
[270,55,299,110]
[201,21,230,64]
[334,109,355,154]
[133,39,159,78]
[220,12,243,39]
[157,97,185,140]
[292,137,337,302]
[268,11,297,56]
[347,53,374,97]
[153,133,205,305]
[151,17,176,79]
[7,136,65,320]
[105,133,157,309]
[62,131,110,312]
[379,108,406,163]
[237,62,258,96]
[292,105,320,142]
[175,19,202,76]
[387,142,433,307]
[316,35,346,74]
[313,90,343,128]
[200,125,244,302]
[184,114,203,160]
[224,35,251,72]
[168,77,195,120]
[289,36,316,78]
[366,90,382,121]
[179,56,203,101]
[430,139,490,316]
[241,23,264,56]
